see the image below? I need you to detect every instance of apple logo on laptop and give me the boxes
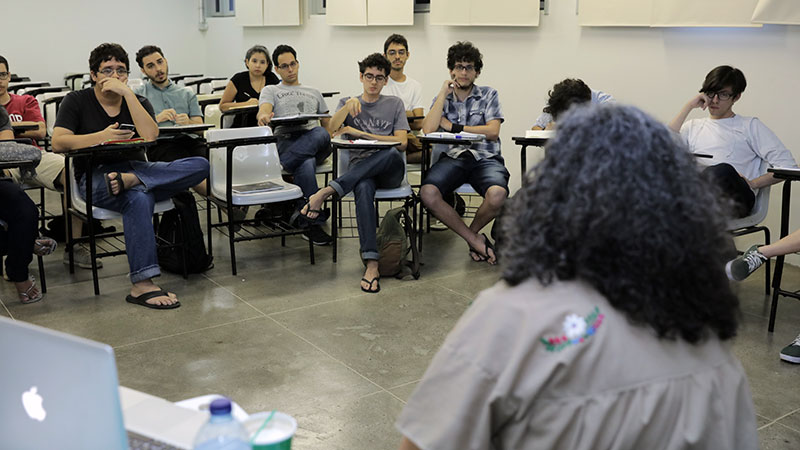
[22,386,46,422]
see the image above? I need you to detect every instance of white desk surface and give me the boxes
[120,386,207,449]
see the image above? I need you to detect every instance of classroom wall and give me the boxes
[6,1,800,264]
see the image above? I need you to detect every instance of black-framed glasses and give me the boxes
[706,91,734,101]
[363,73,387,82]
[386,49,407,57]
[0,72,9,80]
[276,61,299,70]
[453,64,475,73]
[97,67,130,77]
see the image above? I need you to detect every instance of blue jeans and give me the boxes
[277,127,331,199]
[330,149,404,261]
[78,157,209,284]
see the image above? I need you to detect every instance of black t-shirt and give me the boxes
[229,70,279,128]
[0,105,11,132]
[55,88,156,181]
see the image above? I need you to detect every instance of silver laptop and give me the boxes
[0,317,203,450]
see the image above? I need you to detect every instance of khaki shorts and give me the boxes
[8,151,65,191]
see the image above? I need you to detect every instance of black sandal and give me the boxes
[104,172,125,196]
[290,201,330,227]
[125,290,181,309]
[360,277,381,293]
[468,233,497,265]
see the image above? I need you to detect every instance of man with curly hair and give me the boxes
[669,65,796,218]
[532,79,613,130]
[421,41,508,265]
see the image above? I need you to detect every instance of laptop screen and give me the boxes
[0,317,128,450]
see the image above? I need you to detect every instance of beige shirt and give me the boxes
[396,279,758,450]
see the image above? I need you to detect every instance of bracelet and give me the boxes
[451,123,464,133]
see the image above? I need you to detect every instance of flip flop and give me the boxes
[361,276,381,293]
[34,238,57,256]
[468,233,497,265]
[104,172,125,196]
[290,201,330,228]
[125,290,181,309]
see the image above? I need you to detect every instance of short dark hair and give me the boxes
[543,78,592,121]
[272,45,297,66]
[358,53,391,76]
[700,65,746,96]
[383,34,409,54]
[446,41,483,74]
[501,104,740,344]
[135,45,164,68]
[244,45,273,72]
[89,43,129,73]
[0,55,8,71]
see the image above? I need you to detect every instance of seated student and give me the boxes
[420,41,508,265]
[668,65,796,218]
[0,55,94,270]
[134,45,208,196]
[531,83,614,130]
[298,53,408,293]
[397,104,758,450]
[533,78,592,129]
[0,178,57,304]
[256,44,333,245]
[726,231,800,364]
[0,103,11,140]
[219,45,280,128]
[381,34,425,164]
[51,43,209,309]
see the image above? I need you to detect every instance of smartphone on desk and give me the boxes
[118,123,136,131]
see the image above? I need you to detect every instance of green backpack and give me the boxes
[376,206,420,279]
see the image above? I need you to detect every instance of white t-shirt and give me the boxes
[382,75,424,112]
[680,115,797,180]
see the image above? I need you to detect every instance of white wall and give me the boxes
[7,1,800,262]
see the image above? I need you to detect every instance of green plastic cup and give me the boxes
[245,411,297,450]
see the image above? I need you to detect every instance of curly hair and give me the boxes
[89,43,129,73]
[358,53,391,76]
[135,45,163,68]
[701,65,746,96]
[543,78,592,121]
[446,41,483,74]
[244,45,273,72]
[501,104,740,343]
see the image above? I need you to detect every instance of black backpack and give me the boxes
[157,191,213,274]
[376,206,420,279]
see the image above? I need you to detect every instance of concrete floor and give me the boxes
[2,204,800,449]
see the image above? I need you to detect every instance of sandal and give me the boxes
[468,233,497,265]
[125,290,181,310]
[361,276,381,293]
[104,172,126,196]
[18,278,43,304]
[290,201,330,228]
[33,238,57,256]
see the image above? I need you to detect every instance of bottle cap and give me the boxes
[209,397,232,415]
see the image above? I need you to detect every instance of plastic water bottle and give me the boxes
[193,397,251,450]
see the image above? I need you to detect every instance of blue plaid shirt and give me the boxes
[432,85,504,160]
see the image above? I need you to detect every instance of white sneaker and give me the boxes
[63,246,103,269]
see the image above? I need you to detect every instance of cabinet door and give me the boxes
[579,0,653,27]
[752,0,800,24]
[327,0,368,25]
[263,0,302,26]
[236,0,263,26]
[651,0,761,27]
[470,0,539,26]
[430,0,471,25]
[368,0,413,25]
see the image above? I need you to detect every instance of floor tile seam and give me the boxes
[263,314,395,393]
[770,407,800,426]
[773,421,800,434]
[386,379,422,391]
[112,316,264,350]
[264,285,419,317]
[200,272,275,316]
[435,284,478,301]
[0,298,13,319]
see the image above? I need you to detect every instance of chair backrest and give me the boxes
[67,161,118,219]
[204,126,283,198]
[127,78,144,89]
[203,104,222,129]
[210,79,227,93]
[728,185,771,230]
[42,92,69,137]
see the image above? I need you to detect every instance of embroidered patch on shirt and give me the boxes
[540,306,604,352]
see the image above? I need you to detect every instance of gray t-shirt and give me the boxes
[0,105,11,133]
[335,95,409,164]
[259,83,328,134]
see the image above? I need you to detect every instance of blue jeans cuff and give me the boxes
[361,251,379,261]
[329,180,345,198]
[130,264,161,284]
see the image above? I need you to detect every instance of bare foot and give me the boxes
[16,278,42,304]
[467,233,496,265]
[130,280,179,307]
[361,260,381,293]
[302,187,333,220]
[106,172,141,195]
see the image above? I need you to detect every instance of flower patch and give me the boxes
[540,306,604,352]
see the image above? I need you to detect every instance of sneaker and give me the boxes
[63,246,103,269]
[302,225,332,246]
[430,218,448,231]
[725,245,767,281]
[779,332,800,364]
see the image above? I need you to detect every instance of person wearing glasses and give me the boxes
[420,41,508,266]
[298,53,409,293]
[668,65,796,218]
[51,43,209,309]
[256,44,333,246]
[382,34,425,164]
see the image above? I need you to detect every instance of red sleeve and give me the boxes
[22,95,44,122]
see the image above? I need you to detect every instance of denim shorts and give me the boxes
[422,152,510,197]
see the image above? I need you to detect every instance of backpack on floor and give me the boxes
[376,206,420,279]
[157,191,213,274]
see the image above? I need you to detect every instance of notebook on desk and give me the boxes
[0,317,204,450]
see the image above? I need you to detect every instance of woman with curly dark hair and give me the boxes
[396,104,758,450]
